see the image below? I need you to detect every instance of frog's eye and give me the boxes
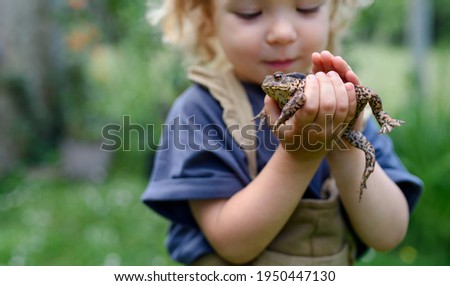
[273,72,283,81]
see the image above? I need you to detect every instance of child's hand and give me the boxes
[311,50,361,86]
[312,50,366,132]
[264,71,357,162]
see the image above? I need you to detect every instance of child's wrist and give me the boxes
[326,144,362,167]
[277,143,326,168]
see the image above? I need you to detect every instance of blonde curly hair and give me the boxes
[148,0,373,68]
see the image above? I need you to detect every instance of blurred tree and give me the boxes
[0,0,65,169]
[352,0,449,46]
[433,0,450,45]
[0,0,174,177]
[407,0,432,97]
[352,1,407,45]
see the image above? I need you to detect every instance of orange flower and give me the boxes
[66,24,100,52]
[67,0,88,10]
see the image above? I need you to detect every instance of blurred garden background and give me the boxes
[0,0,449,266]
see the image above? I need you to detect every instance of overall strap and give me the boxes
[187,66,258,179]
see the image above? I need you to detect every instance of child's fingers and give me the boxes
[315,72,336,127]
[328,71,349,125]
[344,82,357,124]
[311,52,324,73]
[330,56,362,85]
[344,70,362,85]
[311,51,334,73]
[311,52,362,85]
[318,50,334,71]
[331,56,351,79]
[288,74,320,132]
[298,74,320,124]
[312,51,345,75]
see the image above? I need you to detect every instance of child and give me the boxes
[142,0,423,265]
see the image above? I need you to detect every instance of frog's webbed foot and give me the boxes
[252,109,269,131]
[272,114,290,132]
[343,128,376,201]
[272,89,306,132]
[377,111,405,134]
[363,90,405,134]
[253,108,291,132]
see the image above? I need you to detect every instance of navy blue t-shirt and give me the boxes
[142,82,423,264]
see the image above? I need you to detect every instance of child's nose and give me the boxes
[266,18,298,45]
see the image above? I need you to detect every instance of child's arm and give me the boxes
[312,51,410,251]
[189,73,355,264]
[327,147,409,250]
[189,146,322,264]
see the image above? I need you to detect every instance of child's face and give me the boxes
[213,0,332,84]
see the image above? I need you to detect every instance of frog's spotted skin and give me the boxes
[253,71,405,200]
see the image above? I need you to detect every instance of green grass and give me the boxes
[1,44,449,266]
[0,171,177,265]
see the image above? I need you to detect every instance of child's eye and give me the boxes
[234,11,262,20]
[297,6,320,15]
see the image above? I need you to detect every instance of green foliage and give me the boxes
[59,0,170,140]
[389,49,450,265]
[351,44,450,266]
[58,0,188,173]
[432,0,450,45]
[352,0,450,45]
[352,1,407,45]
[0,172,177,265]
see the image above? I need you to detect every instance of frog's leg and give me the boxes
[273,89,306,131]
[252,109,269,131]
[355,86,405,134]
[343,128,376,201]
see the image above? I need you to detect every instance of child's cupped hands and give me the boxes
[311,50,361,86]
[264,51,366,161]
[265,71,357,162]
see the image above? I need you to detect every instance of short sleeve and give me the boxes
[141,85,252,225]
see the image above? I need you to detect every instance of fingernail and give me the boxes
[327,71,338,77]
[315,71,326,77]
[306,74,315,80]
[345,82,354,91]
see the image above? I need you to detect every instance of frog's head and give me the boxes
[261,71,305,101]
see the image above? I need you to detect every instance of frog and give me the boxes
[253,71,405,200]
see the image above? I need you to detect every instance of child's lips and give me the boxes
[265,59,296,70]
